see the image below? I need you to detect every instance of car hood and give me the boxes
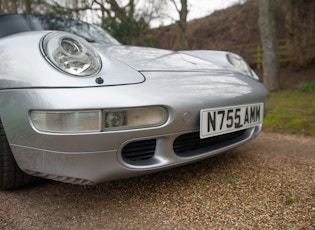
[97,45,223,72]
[0,31,232,89]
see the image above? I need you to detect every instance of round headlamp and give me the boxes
[227,53,259,80]
[41,32,101,76]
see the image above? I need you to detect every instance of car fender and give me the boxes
[0,31,145,89]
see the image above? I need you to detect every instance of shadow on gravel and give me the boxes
[1,133,314,229]
[8,150,239,197]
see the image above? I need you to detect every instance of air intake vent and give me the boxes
[122,139,156,161]
[174,129,247,157]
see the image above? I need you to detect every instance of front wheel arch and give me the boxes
[0,118,41,190]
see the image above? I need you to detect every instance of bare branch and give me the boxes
[170,0,180,13]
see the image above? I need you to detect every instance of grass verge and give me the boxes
[264,90,315,136]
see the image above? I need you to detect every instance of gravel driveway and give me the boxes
[0,132,314,229]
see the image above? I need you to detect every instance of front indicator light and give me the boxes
[31,110,102,133]
[30,107,168,133]
[104,107,167,130]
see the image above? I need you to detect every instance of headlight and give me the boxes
[30,107,167,133]
[227,53,259,80]
[41,32,101,76]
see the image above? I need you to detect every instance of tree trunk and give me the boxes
[258,0,280,91]
[172,0,188,50]
[24,0,32,13]
[11,0,18,13]
[109,0,127,21]
[128,0,134,18]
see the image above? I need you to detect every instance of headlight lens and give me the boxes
[227,53,259,80]
[30,107,167,133]
[41,32,101,76]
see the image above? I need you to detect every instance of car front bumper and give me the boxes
[0,71,269,184]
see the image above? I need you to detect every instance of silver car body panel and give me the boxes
[0,31,247,89]
[0,31,145,89]
[0,30,269,184]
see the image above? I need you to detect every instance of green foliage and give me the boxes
[103,17,149,45]
[264,90,315,135]
[141,38,160,48]
[285,198,295,205]
[299,81,315,92]
[226,180,237,185]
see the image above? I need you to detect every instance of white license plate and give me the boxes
[200,103,264,139]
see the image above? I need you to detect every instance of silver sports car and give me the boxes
[0,14,269,189]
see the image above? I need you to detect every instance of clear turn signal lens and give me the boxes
[31,107,167,133]
[31,110,102,133]
[104,107,167,130]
